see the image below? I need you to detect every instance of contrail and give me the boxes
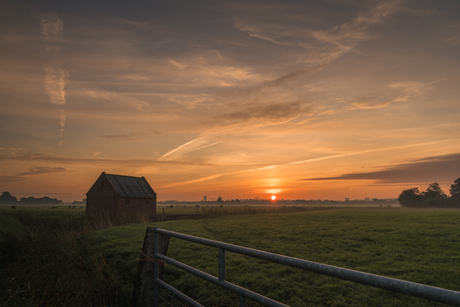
[40,13,68,145]
[408,78,446,91]
[159,138,220,161]
[157,141,444,188]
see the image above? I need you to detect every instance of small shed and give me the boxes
[85,172,157,218]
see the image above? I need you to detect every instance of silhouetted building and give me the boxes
[85,172,157,218]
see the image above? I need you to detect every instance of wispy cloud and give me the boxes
[348,78,445,110]
[234,21,299,47]
[169,59,187,69]
[40,13,63,39]
[19,166,70,176]
[0,176,24,183]
[440,24,460,46]
[220,65,326,98]
[314,1,402,45]
[349,95,408,109]
[212,101,311,126]
[99,130,162,142]
[235,1,402,65]
[0,166,70,183]
[388,78,446,95]
[0,148,214,166]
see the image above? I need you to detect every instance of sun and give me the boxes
[271,195,277,201]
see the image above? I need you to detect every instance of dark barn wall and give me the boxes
[117,197,156,216]
[86,173,118,217]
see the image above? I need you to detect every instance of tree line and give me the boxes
[398,178,460,208]
[0,191,62,205]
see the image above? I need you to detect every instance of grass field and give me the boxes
[1,206,459,306]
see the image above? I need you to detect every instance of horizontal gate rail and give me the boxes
[146,227,460,306]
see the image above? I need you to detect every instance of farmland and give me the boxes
[1,205,459,306]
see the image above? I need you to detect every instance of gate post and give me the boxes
[132,227,170,307]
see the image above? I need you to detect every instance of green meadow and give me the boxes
[1,206,460,306]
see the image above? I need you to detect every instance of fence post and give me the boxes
[132,227,170,307]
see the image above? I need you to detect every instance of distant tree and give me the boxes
[450,178,460,198]
[422,182,447,199]
[19,197,38,204]
[19,196,61,205]
[0,191,17,204]
[217,196,223,202]
[398,188,423,207]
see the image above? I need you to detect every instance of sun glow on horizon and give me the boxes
[271,195,277,201]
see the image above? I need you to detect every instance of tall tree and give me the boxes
[450,178,460,198]
[423,182,447,199]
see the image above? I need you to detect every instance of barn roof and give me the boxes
[106,174,157,199]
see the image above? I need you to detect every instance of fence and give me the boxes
[133,227,460,307]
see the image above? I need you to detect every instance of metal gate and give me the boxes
[133,227,460,306]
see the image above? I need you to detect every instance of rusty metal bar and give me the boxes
[154,227,460,306]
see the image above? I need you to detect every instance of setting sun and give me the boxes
[271,195,277,201]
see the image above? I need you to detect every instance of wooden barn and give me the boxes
[85,172,157,218]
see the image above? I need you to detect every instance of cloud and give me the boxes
[349,95,407,109]
[19,166,70,176]
[387,79,446,95]
[0,166,70,183]
[99,130,162,142]
[440,24,460,46]
[0,148,213,166]
[349,96,391,109]
[234,21,299,47]
[212,101,311,125]
[348,78,445,110]
[0,176,24,183]
[169,59,187,69]
[235,1,402,65]
[219,65,326,99]
[40,13,63,39]
[302,152,460,184]
[44,66,69,105]
[308,0,402,64]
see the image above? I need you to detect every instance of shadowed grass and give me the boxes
[2,207,460,306]
[87,207,460,306]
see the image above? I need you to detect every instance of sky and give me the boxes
[1,0,459,202]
